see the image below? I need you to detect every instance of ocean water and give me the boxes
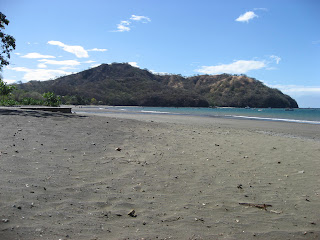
[78,106,320,125]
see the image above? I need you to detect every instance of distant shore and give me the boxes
[0,108,319,239]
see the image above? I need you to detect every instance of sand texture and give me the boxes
[0,108,320,240]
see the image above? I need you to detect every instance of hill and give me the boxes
[15,63,298,108]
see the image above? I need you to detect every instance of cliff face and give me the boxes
[17,63,298,108]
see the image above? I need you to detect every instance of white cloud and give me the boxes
[150,70,168,75]
[130,15,151,23]
[8,66,71,81]
[267,84,320,107]
[116,20,131,32]
[88,48,108,52]
[84,60,96,64]
[21,52,55,59]
[38,59,81,66]
[59,66,78,70]
[128,62,139,68]
[269,84,320,96]
[115,15,151,32]
[14,53,21,56]
[7,66,30,72]
[37,63,48,68]
[26,69,70,81]
[270,55,281,64]
[236,11,258,22]
[3,79,17,84]
[196,60,266,74]
[254,8,268,11]
[91,63,102,68]
[48,41,89,58]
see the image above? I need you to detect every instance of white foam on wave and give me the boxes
[141,110,171,114]
[226,115,320,125]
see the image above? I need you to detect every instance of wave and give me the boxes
[140,110,171,114]
[226,115,320,125]
[139,110,320,124]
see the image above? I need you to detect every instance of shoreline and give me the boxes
[72,107,320,142]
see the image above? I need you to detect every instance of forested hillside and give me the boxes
[14,63,298,108]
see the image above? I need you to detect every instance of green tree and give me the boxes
[0,78,15,101]
[0,12,16,72]
[43,92,61,107]
[90,97,97,105]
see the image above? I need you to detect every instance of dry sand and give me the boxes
[0,107,319,240]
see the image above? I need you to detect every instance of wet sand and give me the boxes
[0,108,319,239]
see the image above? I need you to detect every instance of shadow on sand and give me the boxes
[0,108,86,119]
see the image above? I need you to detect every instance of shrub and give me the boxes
[43,92,61,107]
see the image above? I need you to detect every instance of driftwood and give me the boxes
[239,203,272,211]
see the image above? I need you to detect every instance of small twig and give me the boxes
[269,210,282,214]
[239,203,272,211]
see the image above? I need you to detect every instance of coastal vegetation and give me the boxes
[0,78,15,102]
[13,63,298,108]
[0,82,61,107]
[0,12,16,105]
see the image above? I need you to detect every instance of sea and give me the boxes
[75,106,320,125]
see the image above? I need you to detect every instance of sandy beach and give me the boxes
[0,107,319,240]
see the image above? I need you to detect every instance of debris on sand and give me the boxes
[128,209,137,217]
[239,202,272,211]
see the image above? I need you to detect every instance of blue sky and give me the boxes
[1,0,320,107]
